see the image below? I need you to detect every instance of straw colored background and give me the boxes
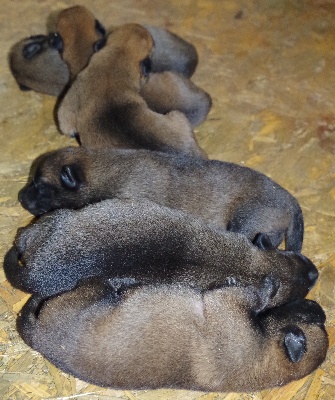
[1,0,334,399]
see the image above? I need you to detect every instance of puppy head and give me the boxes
[18,147,89,215]
[256,299,328,388]
[106,23,154,79]
[50,5,106,76]
[9,35,70,96]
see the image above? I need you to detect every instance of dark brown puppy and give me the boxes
[5,199,317,304]
[56,23,205,156]
[17,277,328,391]
[19,147,303,251]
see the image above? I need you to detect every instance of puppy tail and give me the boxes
[16,295,43,347]
[285,202,304,252]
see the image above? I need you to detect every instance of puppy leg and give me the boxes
[144,25,198,77]
[56,90,79,138]
[129,105,207,157]
[140,72,212,127]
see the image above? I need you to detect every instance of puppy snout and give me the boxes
[296,253,319,290]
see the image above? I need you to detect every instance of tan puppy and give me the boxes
[5,199,317,303]
[48,5,106,77]
[19,147,304,251]
[57,23,205,156]
[17,277,328,391]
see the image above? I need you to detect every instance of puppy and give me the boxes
[5,199,318,305]
[17,276,328,391]
[48,5,106,78]
[56,23,205,156]
[9,35,69,96]
[19,147,303,251]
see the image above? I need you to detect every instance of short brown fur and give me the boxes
[5,199,317,305]
[17,278,328,391]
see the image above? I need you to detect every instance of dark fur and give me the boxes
[9,35,70,96]
[19,147,304,251]
[17,277,328,391]
[5,199,317,305]
[56,23,205,156]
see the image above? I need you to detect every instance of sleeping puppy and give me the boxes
[48,5,106,78]
[19,147,303,251]
[8,34,211,127]
[9,35,70,96]
[17,276,328,391]
[56,23,205,156]
[4,199,318,305]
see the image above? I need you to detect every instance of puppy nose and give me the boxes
[18,188,23,204]
[307,266,319,289]
[296,253,319,289]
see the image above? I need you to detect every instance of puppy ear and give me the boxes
[252,233,276,250]
[284,326,307,363]
[140,56,152,77]
[48,32,64,52]
[22,42,43,60]
[253,275,280,313]
[95,19,106,37]
[93,38,106,53]
[60,164,84,190]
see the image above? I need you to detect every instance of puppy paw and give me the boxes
[253,275,280,313]
[284,326,307,363]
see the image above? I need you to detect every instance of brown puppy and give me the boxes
[48,5,106,78]
[56,23,205,156]
[17,277,328,391]
[5,199,317,304]
[9,35,70,96]
[19,147,303,251]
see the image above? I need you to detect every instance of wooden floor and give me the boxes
[1,0,335,398]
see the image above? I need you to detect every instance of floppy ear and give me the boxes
[93,37,106,52]
[48,32,64,52]
[60,164,84,190]
[95,19,106,37]
[22,42,43,60]
[140,56,152,77]
[284,326,307,363]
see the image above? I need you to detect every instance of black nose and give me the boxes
[307,266,319,289]
[18,188,23,204]
[296,253,319,289]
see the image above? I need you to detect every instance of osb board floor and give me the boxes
[0,0,334,399]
